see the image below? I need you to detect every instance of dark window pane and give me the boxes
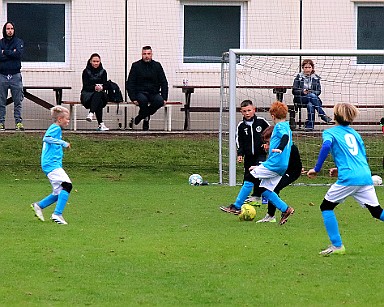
[357,7,384,64]
[7,3,65,62]
[184,6,240,63]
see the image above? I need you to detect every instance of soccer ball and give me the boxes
[239,204,257,221]
[372,175,383,186]
[189,174,203,186]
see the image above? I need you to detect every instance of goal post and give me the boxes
[220,49,384,186]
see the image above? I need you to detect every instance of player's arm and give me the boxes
[307,140,331,178]
[271,134,289,153]
[43,136,70,148]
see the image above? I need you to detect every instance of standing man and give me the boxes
[126,46,168,131]
[0,21,24,131]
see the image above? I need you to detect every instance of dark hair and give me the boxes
[301,59,315,74]
[87,53,101,66]
[240,99,253,108]
[261,125,274,142]
[142,46,152,50]
[3,21,15,38]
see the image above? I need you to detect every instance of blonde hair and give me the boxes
[333,103,359,126]
[51,106,69,121]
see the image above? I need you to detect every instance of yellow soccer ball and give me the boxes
[239,204,256,221]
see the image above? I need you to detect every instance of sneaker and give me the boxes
[0,123,4,131]
[219,204,241,215]
[30,203,45,222]
[244,196,261,206]
[51,214,68,225]
[279,207,295,225]
[15,122,24,131]
[319,245,346,256]
[86,112,94,122]
[128,117,134,129]
[97,122,109,131]
[320,115,332,124]
[143,117,150,131]
[256,214,276,223]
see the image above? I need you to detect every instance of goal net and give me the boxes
[219,49,384,186]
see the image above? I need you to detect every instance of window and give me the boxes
[183,5,242,63]
[7,2,67,63]
[357,6,384,64]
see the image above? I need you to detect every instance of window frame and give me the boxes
[181,1,246,68]
[355,2,384,65]
[3,0,71,69]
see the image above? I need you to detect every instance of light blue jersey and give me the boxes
[323,125,373,186]
[262,121,292,175]
[41,123,69,175]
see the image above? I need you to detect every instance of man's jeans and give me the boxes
[0,73,24,124]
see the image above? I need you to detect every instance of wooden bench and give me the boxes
[62,101,182,131]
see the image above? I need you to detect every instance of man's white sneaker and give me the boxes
[256,214,276,223]
[51,214,68,225]
[97,122,109,131]
[86,112,94,122]
[319,245,346,256]
[31,203,45,221]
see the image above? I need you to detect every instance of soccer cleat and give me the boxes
[51,214,68,225]
[256,214,276,223]
[97,122,109,131]
[320,115,332,124]
[244,196,261,206]
[86,112,94,122]
[0,123,4,131]
[279,207,295,225]
[15,122,24,131]
[219,204,241,215]
[319,245,346,256]
[31,203,45,222]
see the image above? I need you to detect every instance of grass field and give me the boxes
[1,133,383,306]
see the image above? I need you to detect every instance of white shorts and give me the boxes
[325,184,380,208]
[47,168,71,195]
[250,164,282,191]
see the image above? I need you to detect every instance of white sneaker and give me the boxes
[244,196,261,206]
[319,245,345,256]
[86,112,94,122]
[31,203,45,221]
[256,214,276,223]
[97,122,109,131]
[51,214,68,225]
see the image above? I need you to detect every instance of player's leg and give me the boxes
[220,173,258,214]
[353,185,384,221]
[49,168,72,224]
[0,76,9,129]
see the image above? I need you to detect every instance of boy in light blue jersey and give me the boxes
[30,106,72,225]
[220,101,295,225]
[308,103,384,256]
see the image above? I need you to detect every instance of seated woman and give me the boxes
[80,53,109,131]
[292,59,332,131]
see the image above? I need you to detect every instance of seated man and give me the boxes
[126,46,168,131]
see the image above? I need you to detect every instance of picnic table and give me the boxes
[6,86,72,109]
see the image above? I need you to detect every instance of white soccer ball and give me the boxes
[372,175,383,186]
[189,174,203,186]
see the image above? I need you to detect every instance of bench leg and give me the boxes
[73,105,77,131]
[164,106,172,131]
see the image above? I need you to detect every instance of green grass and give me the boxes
[0,133,383,306]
